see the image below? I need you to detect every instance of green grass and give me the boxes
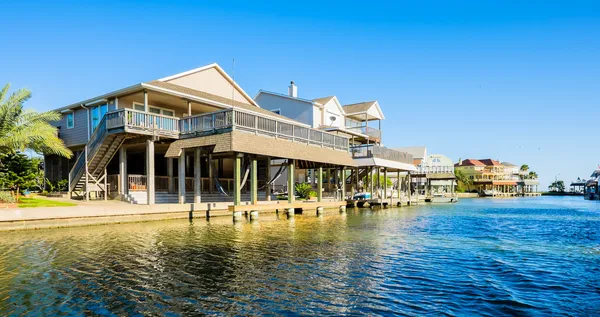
[18,197,77,208]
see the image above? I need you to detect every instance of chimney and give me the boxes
[288,81,297,98]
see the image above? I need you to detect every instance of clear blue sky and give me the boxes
[1,0,599,189]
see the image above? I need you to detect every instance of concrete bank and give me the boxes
[457,193,479,198]
[0,200,346,231]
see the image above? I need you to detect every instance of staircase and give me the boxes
[68,116,126,199]
[346,168,369,185]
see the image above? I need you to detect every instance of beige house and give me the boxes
[46,63,355,211]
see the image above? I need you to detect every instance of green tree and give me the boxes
[549,180,565,193]
[454,169,472,192]
[0,83,72,159]
[362,174,393,188]
[0,153,41,200]
[528,171,538,179]
[520,164,529,172]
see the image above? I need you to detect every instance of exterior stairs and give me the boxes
[68,116,126,199]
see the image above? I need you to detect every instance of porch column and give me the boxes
[178,151,186,204]
[208,153,213,194]
[187,101,192,116]
[251,157,258,204]
[233,154,242,206]
[288,160,295,203]
[146,139,155,205]
[167,158,174,194]
[119,146,127,195]
[194,148,201,204]
[317,166,323,202]
[143,90,149,112]
[265,157,271,201]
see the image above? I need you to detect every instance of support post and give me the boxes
[104,169,108,201]
[383,168,388,205]
[369,167,374,198]
[288,160,295,203]
[187,101,192,116]
[341,167,346,201]
[178,151,186,204]
[143,90,149,112]
[317,166,323,202]
[266,157,271,201]
[119,146,127,195]
[234,154,242,206]
[251,157,258,204]
[194,148,201,204]
[208,153,213,194]
[167,158,174,194]
[146,139,155,205]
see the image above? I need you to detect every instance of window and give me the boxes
[133,102,175,117]
[134,104,145,111]
[66,112,74,129]
[163,110,174,117]
[149,107,161,114]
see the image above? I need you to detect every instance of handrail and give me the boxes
[350,144,413,163]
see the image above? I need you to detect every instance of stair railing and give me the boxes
[67,115,108,192]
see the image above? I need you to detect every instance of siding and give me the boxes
[52,108,89,148]
[254,93,314,126]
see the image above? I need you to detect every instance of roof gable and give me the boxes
[342,101,385,120]
[157,63,259,107]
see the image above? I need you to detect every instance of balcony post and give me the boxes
[194,148,201,204]
[144,90,148,112]
[234,153,242,206]
[288,159,295,203]
[167,158,174,194]
[251,157,258,204]
[178,151,186,204]
[119,146,127,195]
[317,166,323,203]
[187,101,192,116]
[146,139,155,205]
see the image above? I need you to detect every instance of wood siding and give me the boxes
[52,108,89,148]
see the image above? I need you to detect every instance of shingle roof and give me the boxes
[312,96,335,105]
[342,101,376,113]
[146,81,307,125]
[478,159,502,166]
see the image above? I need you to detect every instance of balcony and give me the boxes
[345,125,381,140]
[414,166,454,174]
[105,108,350,151]
[350,144,413,164]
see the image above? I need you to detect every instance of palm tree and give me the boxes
[528,171,538,179]
[0,83,71,158]
[520,164,529,172]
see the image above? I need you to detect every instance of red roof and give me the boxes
[478,159,502,166]
[458,159,485,166]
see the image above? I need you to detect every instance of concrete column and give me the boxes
[146,139,155,205]
[234,154,242,206]
[288,160,295,203]
[208,153,213,194]
[119,146,127,195]
[194,148,201,204]
[178,151,186,204]
[167,158,174,194]
[251,157,258,204]
[318,166,323,202]
[266,157,271,201]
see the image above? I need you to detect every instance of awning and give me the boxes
[353,157,417,172]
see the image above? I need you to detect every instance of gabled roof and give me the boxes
[312,96,335,105]
[254,90,317,106]
[342,101,385,120]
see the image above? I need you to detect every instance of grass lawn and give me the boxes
[18,197,77,208]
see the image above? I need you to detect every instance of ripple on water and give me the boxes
[0,197,600,316]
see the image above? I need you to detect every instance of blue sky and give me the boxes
[1,0,599,188]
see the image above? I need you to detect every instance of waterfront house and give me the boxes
[584,169,600,200]
[254,82,416,206]
[45,63,355,213]
[454,159,539,196]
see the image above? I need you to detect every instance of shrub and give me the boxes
[0,191,16,203]
[295,183,314,199]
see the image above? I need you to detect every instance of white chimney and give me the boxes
[288,81,297,98]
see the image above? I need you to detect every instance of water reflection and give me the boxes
[1,197,599,315]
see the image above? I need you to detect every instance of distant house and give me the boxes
[455,159,539,196]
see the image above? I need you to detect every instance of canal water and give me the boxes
[1,197,599,316]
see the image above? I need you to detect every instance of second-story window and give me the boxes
[66,112,74,129]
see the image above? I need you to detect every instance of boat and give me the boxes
[353,192,371,200]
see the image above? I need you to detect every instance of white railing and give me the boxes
[414,166,455,174]
[350,144,413,163]
[106,109,180,137]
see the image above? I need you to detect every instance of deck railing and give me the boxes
[346,126,381,140]
[106,109,180,138]
[413,166,455,174]
[350,144,413,164]
[180,109,349,151]
[127,175,236,193]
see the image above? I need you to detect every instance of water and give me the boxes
[1,197,599,316]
